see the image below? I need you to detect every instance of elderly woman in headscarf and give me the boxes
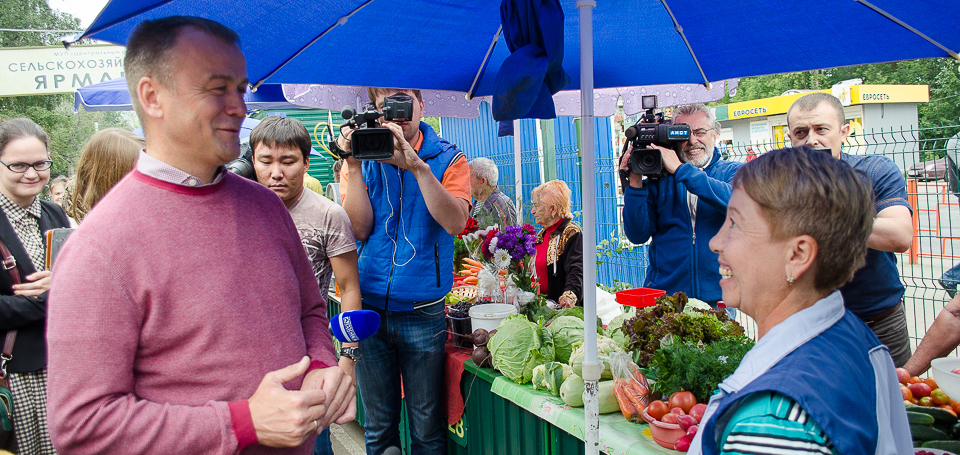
[530,180,582,308]
[688,147,912,454]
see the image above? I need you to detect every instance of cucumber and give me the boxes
[907,405,960,426]
[951,421,960,440]
[908,411,937,426]
[921,440,960,451]
[911,423,951,442]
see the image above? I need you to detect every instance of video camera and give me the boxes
[623,95,692,177]
[332,94,415,161]
[225,141,255,180]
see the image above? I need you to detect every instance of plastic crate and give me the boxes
[615,288,665,308]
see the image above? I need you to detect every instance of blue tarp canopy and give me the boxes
[74,77,297,112]
[76,0,960,95]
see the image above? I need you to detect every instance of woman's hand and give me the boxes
[13,270,51,297]
[558,295,575,308]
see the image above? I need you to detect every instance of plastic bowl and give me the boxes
[931,357,960,402]
[641,408,686,449]
[616,288,666,309]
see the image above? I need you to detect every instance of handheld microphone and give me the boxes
[329,310,381,343]
[382,447,401,455]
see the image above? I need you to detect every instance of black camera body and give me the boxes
[225,141,256,180]
[624,96,691,177]
[334,95,415,161]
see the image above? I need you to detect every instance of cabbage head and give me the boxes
[546,316,584,363]
[489,314,555,384]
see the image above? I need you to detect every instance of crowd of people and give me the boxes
[0,13,952,455]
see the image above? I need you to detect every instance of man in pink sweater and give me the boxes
[46,17,354,454]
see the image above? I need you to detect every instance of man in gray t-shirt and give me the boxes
[251,116,361,455]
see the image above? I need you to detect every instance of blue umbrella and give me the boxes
[74,77,299,112]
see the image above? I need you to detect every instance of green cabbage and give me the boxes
[604,311,635,351]
[543,362,574,396]
[545,316,584,363]
[489,314,556,384]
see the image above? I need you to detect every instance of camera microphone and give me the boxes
[382,447,401,455]
[329,310,381,343]
[341,106,356,120]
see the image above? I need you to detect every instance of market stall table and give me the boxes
[328,294,672,454]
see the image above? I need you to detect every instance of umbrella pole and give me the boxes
[577,1,601,455]
[515,119,523,219]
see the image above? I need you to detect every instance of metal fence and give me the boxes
[440,105,960,348]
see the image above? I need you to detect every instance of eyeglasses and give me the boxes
[0,160,53,173]
[691,128,716,138]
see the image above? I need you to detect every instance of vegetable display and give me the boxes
[621,291,745,366]
[545,316,584,363]
[488,314,555,384]
[646,337,754,402]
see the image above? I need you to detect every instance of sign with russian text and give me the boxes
[0,45,126,97]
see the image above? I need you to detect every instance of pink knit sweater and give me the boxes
[47,171,336,454]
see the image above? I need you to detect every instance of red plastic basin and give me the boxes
[616,288,666,308]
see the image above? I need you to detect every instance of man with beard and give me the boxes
[620,103,741,309]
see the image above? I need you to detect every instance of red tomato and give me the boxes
[669,407,686,415]
[940,405,958,417]
[909,376,924,384]
[689,403,707,423]
[932,389,952,406]
[950,398,960,410]
[909,383,933,398]
[647,400,669,420]
[901,385,914,401]
[920,396,935,407]
[896,368,911,384]
[669,391,697,413]
[661,413,680,424]
[925,377,939,390]
[904,400,913,406]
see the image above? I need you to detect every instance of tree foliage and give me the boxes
[1,0,135,180]
[716,59,960,127]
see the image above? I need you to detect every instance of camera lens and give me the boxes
[360,135,386,153]
[640,151,658,168]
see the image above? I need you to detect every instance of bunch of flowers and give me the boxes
[481,224,538,294]
[459,217,479,238]
[461,223,499,260]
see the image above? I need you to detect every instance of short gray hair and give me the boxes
[787,93,845,129]
[672,103,719,130]
[469,157,499,187]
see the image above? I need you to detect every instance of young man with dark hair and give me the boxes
[251,116,362,455]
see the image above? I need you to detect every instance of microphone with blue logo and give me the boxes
[329,310,381,343]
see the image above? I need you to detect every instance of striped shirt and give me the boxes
[718,391,838,455]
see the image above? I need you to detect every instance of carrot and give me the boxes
[468,267,481,274]
[614,381,639,421]
[460,269,477,276]
[463,276,478,285]
[463,258,483,268]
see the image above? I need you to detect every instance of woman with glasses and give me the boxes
[530,180,582,308]
[63,128,143,224]
[0,118,70,455]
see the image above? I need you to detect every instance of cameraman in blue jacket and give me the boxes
[619,104,741,309]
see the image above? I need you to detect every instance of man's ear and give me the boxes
[303,157,310,173]
[137,76,164,120]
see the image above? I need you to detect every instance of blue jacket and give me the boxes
[357,122,464,311]
[699,310,911,455]
[622,150,740,303]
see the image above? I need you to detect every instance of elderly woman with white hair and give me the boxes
[689,147,911,454]
[468,157,517,228]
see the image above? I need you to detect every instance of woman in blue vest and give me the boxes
[688,147,912,454]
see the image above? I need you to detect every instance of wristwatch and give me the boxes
[339,346,362,361]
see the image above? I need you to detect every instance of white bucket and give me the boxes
[469,304,518,333]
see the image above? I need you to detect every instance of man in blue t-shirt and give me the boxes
[786,92,914,367]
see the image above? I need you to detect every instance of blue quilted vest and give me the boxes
[700,311,883,455]
[357,122,463,311]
